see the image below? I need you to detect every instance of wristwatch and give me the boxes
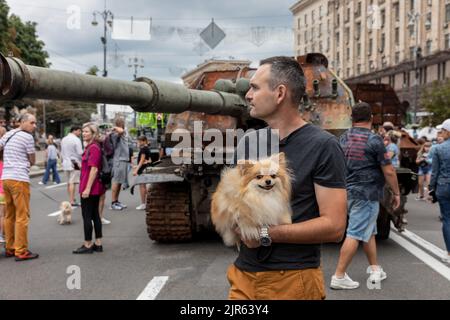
[259,226,272,247]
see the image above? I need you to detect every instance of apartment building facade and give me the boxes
[291,0,450,114]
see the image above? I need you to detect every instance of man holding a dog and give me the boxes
[228,56,347,300]
[0,113,39,261]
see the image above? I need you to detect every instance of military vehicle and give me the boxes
[0,52,414,242]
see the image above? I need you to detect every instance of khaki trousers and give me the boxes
[3,180,31,256]
[227,264,326,300]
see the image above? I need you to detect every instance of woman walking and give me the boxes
[73,123,105,254]
[39,135,61,185]
[416,142,433,200]
[430,119,450,264]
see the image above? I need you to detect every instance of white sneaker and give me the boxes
[330,273,360,290]
[442,255,450,264]
[0,235,5,244]
[101,218,111,225]
[367,266,387,284]
[136,203,146,210]
[38,181,45,185]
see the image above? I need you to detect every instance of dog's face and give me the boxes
[238,153,290,194]
[60,201,72,214]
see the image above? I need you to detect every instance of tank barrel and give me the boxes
[0,54,248,117]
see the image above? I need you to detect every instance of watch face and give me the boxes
[261,237,271,246]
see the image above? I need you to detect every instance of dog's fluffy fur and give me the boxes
[57,201,72,225]
[211,153,292,247]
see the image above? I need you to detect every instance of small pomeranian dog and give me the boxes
[211,153,292,247]
[57,201,72,225]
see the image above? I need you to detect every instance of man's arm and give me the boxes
[381,164,401,210]
[268,186,347,244]
[28,153,36,166]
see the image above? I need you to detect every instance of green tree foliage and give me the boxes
[0,0,9,54]
[0,0,49,67]
[421,79,450,126]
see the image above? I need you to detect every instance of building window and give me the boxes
[357,64,361,75]
[381,33,386,52]
[395,27,400,45]
[410,0,415,11]
[319,23,322,36]
[297,18,301,30]
[345,27,350,44]
[369,38,373,55]
[319,6,323,18]
[394,3,400,21]
[404,72,410,87]
[426,40,432,55]
[446,4,450,22]
[305,14,308,26]
[395,52,400,64]
[446,34,450,49]
[356,2,362,18]
[357,42,361,57]
[443,62,447,80]
[305,31,308,43]
[347,47,350,59]
[356,22,361,39]
[426,12,432,30]
[410,46,415,59]
[337,13,340,26]
[336,32,340,44]
[312,10,315,23]
[381,10,386,28]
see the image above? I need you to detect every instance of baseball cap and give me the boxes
[440,119,450,132]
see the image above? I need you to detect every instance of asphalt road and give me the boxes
[0,175,449,300]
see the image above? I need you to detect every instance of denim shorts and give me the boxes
[346,199,379,243]
[418,165,432,176]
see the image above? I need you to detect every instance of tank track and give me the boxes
[146,182,192,242]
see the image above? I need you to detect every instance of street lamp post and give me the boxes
[92,3,114,123]
[408,6,431,125]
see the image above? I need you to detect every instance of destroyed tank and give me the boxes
[0,52,413,242]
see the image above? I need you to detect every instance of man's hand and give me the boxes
[235,227,261,249]
[392,194,401,210]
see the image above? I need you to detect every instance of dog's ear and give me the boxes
[270,152,286,168]
[237,159,255,176]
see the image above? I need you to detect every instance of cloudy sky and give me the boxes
[7,0,297,84]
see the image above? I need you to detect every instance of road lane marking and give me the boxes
[45,182,68,190]
[389,232,450,281]
[136,276,169,300]
[48,211,62,217]
[401,228,447,259]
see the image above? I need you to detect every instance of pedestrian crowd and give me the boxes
[0,114,158,260]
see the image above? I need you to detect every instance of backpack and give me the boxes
[86,141,113,188]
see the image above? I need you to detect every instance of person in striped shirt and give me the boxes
[0,113,39,261]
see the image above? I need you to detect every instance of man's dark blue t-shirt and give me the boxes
[339,127,391,201]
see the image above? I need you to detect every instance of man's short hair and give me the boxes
[259,56,306,106]
[70,125,81,132]
[18,113,34,123]
[115,117,125,129]
[351,102,372,123]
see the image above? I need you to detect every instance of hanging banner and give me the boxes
[112,18,152,41]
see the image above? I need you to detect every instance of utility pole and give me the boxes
[408,0,431,124]
[92,0,114,123]
[128,56,144,127]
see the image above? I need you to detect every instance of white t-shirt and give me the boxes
[60,133,83,171]
[0,129,35,183]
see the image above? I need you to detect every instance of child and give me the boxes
[133,136,151,210]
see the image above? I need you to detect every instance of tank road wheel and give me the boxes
[146,182,192,242]
[376,204,391,240]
